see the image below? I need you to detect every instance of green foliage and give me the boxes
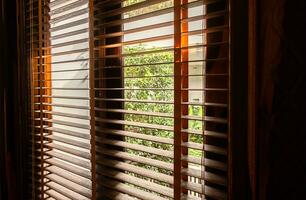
[123,44,203,174]
[124,45,174,177]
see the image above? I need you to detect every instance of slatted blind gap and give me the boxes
[28,0,92,199]
[94,0,229,200]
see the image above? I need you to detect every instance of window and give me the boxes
[28,0,229,199]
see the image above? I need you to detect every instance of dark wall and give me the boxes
[258,0,306,199]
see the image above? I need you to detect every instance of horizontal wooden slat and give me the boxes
[182,155,227,171]
[99,189,136,200]
[50,0,88,15]
[44,119,90,129]
[96,118,173,131]
[51,38,88,48]
[181,181,226,199]
[45,127,90,139]
[46,143,90,160]
[181,194,202,200]
[46,173,91,199]
[96,97,227,107]
[45,149,90,169]
[99,26,227,48]
[37,110,90,120]
[96,149,173,171]
[36,95,89,100]
[181,168,227,186]
[182,142,227,155]
[95,108,172,118]
[50,0,75,8]
[50,7,88,24]
[46,165,91,189]
[35,87,89,90]
[45,189,70,200]
[95,97,174,104]
[97,157,173,184]
[96,137,173,158]
[98,177,168,200]
[50,18,88,32]
[96,127,173,144]
[51,28,88,40]
[34,68,89,74]
[182,129,227,139]
[96,0,169,18]
[46,181,88,200]
[97,168,174,198]
[100,10,226,37]
[93,87,226,91]
[95,107,227,124]
[46,135,90,149]
[35,103,89,110]
[45,158,91,179]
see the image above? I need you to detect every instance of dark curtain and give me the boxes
[0,0,29,199]
[257,0,306,199]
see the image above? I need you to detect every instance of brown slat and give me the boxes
[97,157,173,184]
[35,103,89,110]
[95,107,227,124]
[181,181,226,199]
[182,142,227,155]
[45,158,91,179]
[46,143,90,160]
[97,169,174,198]
[50,18,88,32]
[45,165,91,189]
[45,127,90,139]
[182,155,227,171]
[38,110,90,120]
[95,108,173,118]
[95,118,173,131]
[46,135,90,149]
[182,129,227,139]
[96,137,173,158]
[99,26,227,48]
[50,7,88,24]
[46,174,91,199]
[96,0,169,18]
[96,127,173,144]
[50,0,88,15]
[46,181,87,200]
[37,95,90,100]
[98,177,168,200]
[51,28,88,40]
[181,168,227,186]
[45,189,70,200]
[100,11,226,37]
[44,119,90,129]
[99,189,136,200]
[45,149,91,169]
[96,149,173,171]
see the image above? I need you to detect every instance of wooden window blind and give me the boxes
[27,0,229,199]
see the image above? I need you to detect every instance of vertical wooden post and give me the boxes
[181,0,189,196]
[174,0,182,199]
[89,0,97,199]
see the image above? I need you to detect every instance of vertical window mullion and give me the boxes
[173,0,182,199]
